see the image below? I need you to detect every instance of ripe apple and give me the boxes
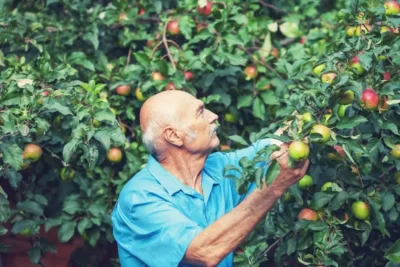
[244,65,258,80]
[312,64,326,76]
[302,112,313,122]
[165,82,176,90]
[152,72,164,81]
[116,85,131,96]
[346,26,357,37]
[298,208,318,221]
[184,71,194,81]
[107,148,123,163]
[395,171,400,184]
[384,1,400,15]
[138,8,145,16]
[271,48,279,58]
[135,88,145,102]
[352,201,370,220]
[380,26,394,34]
[392,144,400,159]
[23,144,43,162]
[321,73,337,84]
[61,167,75,182]
[321,181,340,192]
[198,1,212,16]
[383,72,391,81]
[339,90,355,105]
[224,113,238,123]
[350,56,364,75]
[298,174,313,189]
[289,141,310,161]
[167,20,180,35]
[379,96,389,112]
[360,88,379,110]
[327,145,345,162]
[310,124,331,143]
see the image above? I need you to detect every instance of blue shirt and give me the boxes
[111,139,271,267]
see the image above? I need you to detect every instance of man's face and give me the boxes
[181,98,219,154]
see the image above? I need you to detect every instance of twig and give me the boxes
[258,1,287,14]
[167,40,182,51]
[150,41,163,58]
[162,23,176,70]
[379,166,396,179]
[280,38,296,46]
[213,1,227,8]
[354,165,364,188]
[125,48,132,67]
[256,232,291,262]
[137,17,161,23]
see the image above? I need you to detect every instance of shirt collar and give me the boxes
[146,155,219,196]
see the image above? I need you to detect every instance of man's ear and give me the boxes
[163,127,183,147]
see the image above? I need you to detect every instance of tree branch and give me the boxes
[162,23,176,70]
[258,1,287,14]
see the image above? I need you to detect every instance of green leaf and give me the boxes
[279,22,301,38]
[382,191,395,212]
[88,203,106,217]
[63,197,82,215]
[336,116,367,129]
[93,131,110,151]
[330,191,350,210]
[88,227,101,247]
[228,135,249,146]
[134,52,150,68]
[44,103,73,115]
[253,97,265,120]
[370,200,390,237]
[0,224,8,236]
[359,53,372,71]
[45,218,62,232]
[382,122,399,135]
[17,201,44,216]
[58,221,76,243]
[4,168,22,188]
[265,160,280,185]
[0,143,23,171]
[63,138,80,163]
[260,90,278,105]
[259,32,272,59]
[78,218,93,235]
[0,194,10,222]
[94,109,115,123]
[310,192,335,210]
[179,16,195,40]
[28,246,41,264]
[385,239,400,263]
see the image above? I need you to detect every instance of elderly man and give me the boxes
[112,90,309,267]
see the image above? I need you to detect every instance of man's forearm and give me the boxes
[183,184,284,266]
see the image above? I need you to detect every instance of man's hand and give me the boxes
[269,143,310,194]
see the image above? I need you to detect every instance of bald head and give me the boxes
[140,91,198,156]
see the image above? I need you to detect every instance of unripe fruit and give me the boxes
[312,64,326,76]
[302,112,313,122]
[165,82,176,91]
[152,72,164,81]
[339,90,355,105]
[321,181,340,192]
[350,56,364,75]
[346,26,357,37]
[360,88,379,110]
[224,113,238,123]
[352,201,370,220]
[198,1,212,16]
[116,85,131,96]
[310,124,331,143]
[283,192,294,202]
[337,105,349,118]
[321,73,337,84]
[167,20,180,35]
[384,1,400,15]
[61,167,75,182]
[244,65,258,80]
[289,141,310,161]
[392,144,400,159]
[184,71,194,81]
[135,88,145,102]
[298,208,318,221]
[298,174,313,189]
[107,148,123,163]
[355,24,372,36]
[23,144,43,162]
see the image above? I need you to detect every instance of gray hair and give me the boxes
[142,115,196,158]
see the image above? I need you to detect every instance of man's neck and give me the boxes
[158,151,208,195]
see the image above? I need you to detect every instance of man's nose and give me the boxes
[207,110,218,123]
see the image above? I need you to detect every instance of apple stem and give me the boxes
[125,48,132,67]
[162,22,177,70]
[258,1,286,14]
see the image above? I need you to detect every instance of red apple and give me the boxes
[116,85,131,96]
[360,88,379,110]
[196,23,208,33]
[184,71,194,81]
[198,1,212,16]
[298,208,318,221]
[167,20,180,35]
[152,72,164,81]
[383,72,391,81]
[299,36,307,44]
[244,65,257,80]
[138,8,145,16]
[166,82,176,90]
[321,73,337,84]
[384,1,400,15]
[350,56,364,74]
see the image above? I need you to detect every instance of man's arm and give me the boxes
[183,144,309,267]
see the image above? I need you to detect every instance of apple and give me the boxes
[321,182,340,192]
[167,20,180,35]
[198,1,212,16]
[310,124,331,143]
[289,141,310,161]
[146,40,154,47]
[283,192,294,202]
[337,105,349,119]
[302,112,313,122]
[392,144,400,159]
[327,145,345,162]
[135,88,145,102]
[138,8,145,16]
[350,56,364,75]
[384,1,400,15]
[196,23,208,33]
[395,171,400,184]
[299,36,307,44]
[118,12,128,23]
[321,73,337,84]
[152,72,164,81]
[244,65,258,80]
[383,72,391,81]
[107,148,123,163]
[298,208,318,221]
[352,201,370,220]
[61,167,75,182]
[379,96,389,112]
[116,85,131,96]
[271,48,279,58]
[355,24,372,36]
[298,174,313,189]
[360,88,379,110]
[224,113,238,123]
[23,144,43,162]
[312,64,326,76]
[165,82,176,90]
[339,90,355,105]
[37,90,50,104]
[380,26,394,34]
[184,71,194,81]
[346,26,357,37]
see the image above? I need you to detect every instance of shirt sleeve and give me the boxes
[221,138,280,206]
[112,189,204,267]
